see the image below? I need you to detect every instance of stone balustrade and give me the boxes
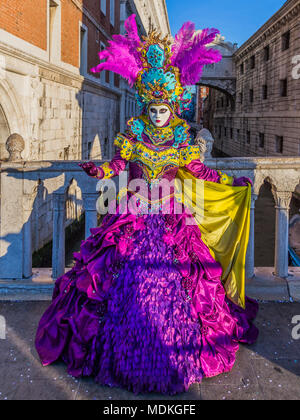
[205,156,300,280]
[0,156,300,289]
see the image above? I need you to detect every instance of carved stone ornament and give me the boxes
[6,133,25,161]
[195,128,215,161]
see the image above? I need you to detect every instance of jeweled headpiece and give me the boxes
[91,15,222,114]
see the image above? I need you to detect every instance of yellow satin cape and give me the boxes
[175,168,251,309]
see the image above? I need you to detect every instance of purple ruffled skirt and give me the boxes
[35,200,258,395]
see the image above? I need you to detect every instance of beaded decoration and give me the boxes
[218,170,234,186]
[179,145,202,166]
[134,33,188,114]
[114,135,135,161]
[114,134,202,182]
[127,115,191,148]
[127,118,145,142]
[174,123,190,148]
[144,122,175,145]
[99,162,115,180]
[132,191,175,215]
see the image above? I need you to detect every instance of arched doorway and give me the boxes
[0,78,28,161]
[197,38,237,156]
[0,104,10,160]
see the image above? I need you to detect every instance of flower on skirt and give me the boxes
[200,325,209,335]
[173,244,187,261]
[97,301,107,317]
[189,251,198,263]
[123,224,135,237]
[162,231,176,246]
[164,214,176,226]
[181,276,193,291]
[117,236,134,256]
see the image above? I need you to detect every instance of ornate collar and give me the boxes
[144,123,174,145]
[127,115,191,148]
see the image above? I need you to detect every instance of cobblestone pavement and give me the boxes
[0,301,299,400]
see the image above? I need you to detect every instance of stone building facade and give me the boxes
[0,0,170,162]
[0,0,124,162]
[210,0,300,157]
[0,0,170,252]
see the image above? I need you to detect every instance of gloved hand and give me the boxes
[78,161,100,178]
[233,176,253,187]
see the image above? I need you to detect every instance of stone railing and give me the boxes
[205,156,300,281]
[0,160,106,281]
[0,133,300,290]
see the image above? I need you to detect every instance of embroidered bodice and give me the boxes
[100,116,206,183]
[114,134,201,183]
[96,116,235,205]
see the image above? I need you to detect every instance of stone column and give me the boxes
[246,193,258,280]
[82,193,98,239]
[272,190,293,278]
[0,164,24,280]
[52,193,66,280]
[22,194,36,279]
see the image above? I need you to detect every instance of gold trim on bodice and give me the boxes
[218,171,234,186]
[143,123,175,145]
[114,134,201,182]
[100,162,116,180]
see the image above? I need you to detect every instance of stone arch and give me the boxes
[65,178,85,267]
[290,181,300,217]
[289,181,300,264]
[198,80,236,98]
[253,174,277,196]
[199,36,237,97]
[0,78,28,160]
[0,104,10,160]
[32,179,50,253]
[255,178,276,267]
[66,178,83,222]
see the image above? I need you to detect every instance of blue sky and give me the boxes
[166,0,287,47]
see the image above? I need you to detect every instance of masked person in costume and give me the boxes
[35,16,259,395]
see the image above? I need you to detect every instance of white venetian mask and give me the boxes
[148,105,171,128]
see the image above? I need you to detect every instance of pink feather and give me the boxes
[90,14,222,89]
[124,14,140,46]
[171,24,222,86]
[90,14,143,87]
[171,22,196,64]
[181,51,222,85]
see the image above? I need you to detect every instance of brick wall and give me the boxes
[83,0,121,82]
[0,0,47,50]
[0,0,121,75]
[61,0,83,67]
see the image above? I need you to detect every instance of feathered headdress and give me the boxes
[91,15,222,114]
